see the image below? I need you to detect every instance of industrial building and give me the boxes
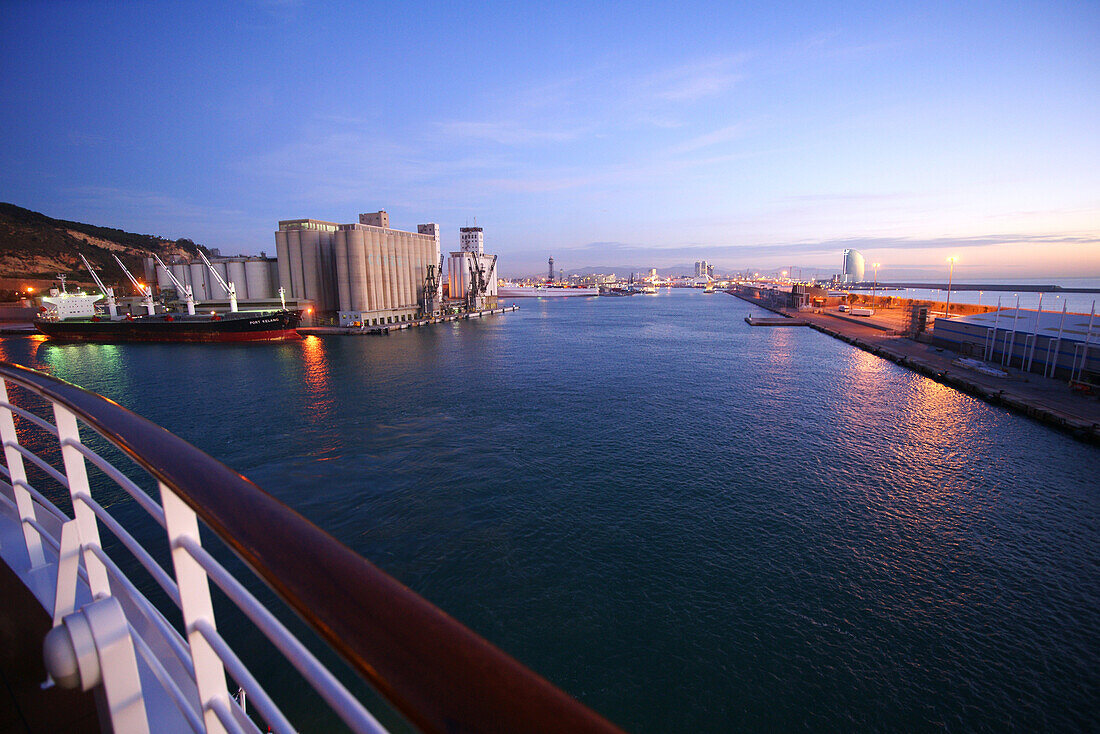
[276,212,443,327]
[144,253,281,303]
[447,226,498,310]
[933,308,1098,381]
[842,249,865,283]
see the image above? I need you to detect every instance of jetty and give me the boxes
[299,304,519,336]
[727,289,1100,445]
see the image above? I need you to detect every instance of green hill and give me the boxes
[0,203,206,293]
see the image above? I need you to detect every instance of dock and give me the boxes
[299,304,519,336]
[727,291,1100,445]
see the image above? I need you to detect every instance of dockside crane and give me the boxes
[112,254,156,315]
[422,254,445,315]
[466,254,497,311]
[197,250,238,312]
[150,254,197,314]
[79,254,118,318]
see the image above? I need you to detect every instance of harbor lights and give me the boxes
[872,263,881,308]
[945,256,959,318]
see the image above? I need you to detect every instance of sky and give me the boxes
[1,0,1098,279]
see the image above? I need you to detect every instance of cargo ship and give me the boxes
[34,254,303,342]
[35,308,303,342]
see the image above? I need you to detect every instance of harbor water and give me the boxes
[1,290,1097,732]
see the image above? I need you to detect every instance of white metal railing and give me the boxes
[0,373,387,734]
[0,362,625,734]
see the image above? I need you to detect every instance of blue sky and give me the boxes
[2,0,1097,278]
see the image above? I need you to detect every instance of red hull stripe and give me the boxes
[40,329,302,343]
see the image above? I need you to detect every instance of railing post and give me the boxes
[161,481,230,734]
[0,378,45,567]
[53,404,111,597]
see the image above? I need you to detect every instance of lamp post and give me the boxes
[945,256,958,318]
[872,262,880,309]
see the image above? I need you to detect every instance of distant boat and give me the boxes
[498,284,599,297]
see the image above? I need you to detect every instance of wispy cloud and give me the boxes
[434,120,591,145]
[667,123,750,154]
[648,56,749,102]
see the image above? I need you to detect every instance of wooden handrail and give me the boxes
[0,361,624,734]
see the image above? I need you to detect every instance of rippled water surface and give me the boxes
[2,290,1097,732]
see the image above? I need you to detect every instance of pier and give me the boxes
[298,304,519,336]
[728,289,1100,445]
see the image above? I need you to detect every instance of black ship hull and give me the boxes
[35,310,303,342]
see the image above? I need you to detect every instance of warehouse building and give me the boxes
[276,212,442,327]
[932,307,1098,381]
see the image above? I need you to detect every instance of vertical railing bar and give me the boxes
[53,404,111,598]
[22,517,62,553]
[129,626,205,734]
[0,378,45,566]
[0,400,60,436]
[194,620,297,734]
[78,494,181,606]
[63,439,166,527]
[4,441,71,490]
[178,536,389,734]
[86,544,194,676]
[161,482,232,734]
[207,697,255,734]
[12,479,70,523]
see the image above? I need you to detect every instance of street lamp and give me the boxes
[945,256,958,318]
[871,263,880,309]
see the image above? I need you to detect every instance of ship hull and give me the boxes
[35,310,303,342]
[498,286,599,298]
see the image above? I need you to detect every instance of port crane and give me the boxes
[150,254,197,314]
[79,254,119,317]
[197,250,238,312]
[466,254,497,311]
[422,254,445,315]
[112,254,156,315]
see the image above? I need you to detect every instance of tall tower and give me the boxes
[548,256,555,282]
[460,226,484,254]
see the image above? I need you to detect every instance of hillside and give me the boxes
[0,203,205,293]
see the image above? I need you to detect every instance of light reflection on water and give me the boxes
[1,290,1097,732]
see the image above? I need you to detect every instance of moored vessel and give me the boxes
[498,284,599,297]
[35,309,303,342]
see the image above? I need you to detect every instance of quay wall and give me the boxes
[725,289,1100,445]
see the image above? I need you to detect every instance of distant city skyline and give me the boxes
[1,1,1097,279]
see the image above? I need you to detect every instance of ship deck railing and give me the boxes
[0,361,623,734]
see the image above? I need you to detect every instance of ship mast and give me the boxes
[197,251,238,312]
[112,254,156,315]
[79,254,118,317]
[151,254,196,314]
